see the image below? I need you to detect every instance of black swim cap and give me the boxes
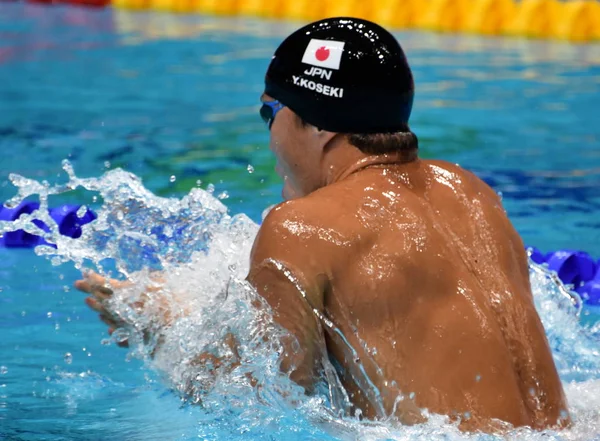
[264,17,414,134]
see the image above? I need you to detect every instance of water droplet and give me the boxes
[169,175,176,183]
[206,183,215,194]
[47,312,52,319]
[475,374,481,382]
[0,366,7,375]
[58,274,64,280]
[247,164,254,173]
[76,205,87,218]
[54,323,60,331]
[111,328,130,344]
[196,179,202,186]
[529,387,536,396]
[63,286,70,293]
[64,353,72,365]
[463,411,471,420]
[217,191,229,200]
[409,392,415,400]
[104,161,111,169]
[116,210,124,221]
[92,195,98,203]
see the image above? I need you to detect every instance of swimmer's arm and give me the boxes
[246,205,327,393]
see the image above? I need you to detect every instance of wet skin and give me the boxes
[76,100,571,432]
[246,99,571,431]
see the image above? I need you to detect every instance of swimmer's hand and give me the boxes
[74,271,132,348]
[75,271,185,350]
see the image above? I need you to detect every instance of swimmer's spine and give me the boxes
[107,0,600,43]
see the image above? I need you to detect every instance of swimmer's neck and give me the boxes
[324,141,418,186]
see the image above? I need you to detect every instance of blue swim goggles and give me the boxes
[260,100,284,130]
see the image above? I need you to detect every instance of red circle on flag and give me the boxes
[315,46,330,61]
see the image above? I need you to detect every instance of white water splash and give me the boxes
[3,161,600,440]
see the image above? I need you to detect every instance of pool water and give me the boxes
[1,4,600,441]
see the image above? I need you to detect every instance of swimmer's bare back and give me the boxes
[247,158,570,432]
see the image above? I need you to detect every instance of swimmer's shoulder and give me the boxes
[424,160,527,263]
[252,197,338,293]
[256,191,357,257]
[423,159,504,207]
[259,191,344,235]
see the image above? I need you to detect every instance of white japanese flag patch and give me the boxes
[301,39,345,71]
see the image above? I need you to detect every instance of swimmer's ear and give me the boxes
[313,127,337,150]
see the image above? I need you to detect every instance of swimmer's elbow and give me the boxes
[276,329,324,395]
[282,354,320,395]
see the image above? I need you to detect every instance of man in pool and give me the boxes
[76,17,570,432]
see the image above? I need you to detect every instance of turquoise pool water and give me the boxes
[1,4,600,441]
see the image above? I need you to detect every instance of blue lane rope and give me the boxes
[529,247,600,306]
[1,201,599,306]
[0,201,96,248]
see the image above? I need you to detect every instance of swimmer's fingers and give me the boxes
[76,274,160,303]
[86,297,124,325]
[85,293,146,317]
[87,297,120,319]
[85,296,108,314]
[108,327,129,348]
[99,314,115,327]
[74,278,94,294]
[91,273,132,295]
[86,271,131,290]
[79,282,112,303]
[100,313,122,329]
[86,298,128,347]
[74,271,131,296]
[75,277,113,301]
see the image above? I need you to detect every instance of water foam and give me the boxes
[3,161,600,440]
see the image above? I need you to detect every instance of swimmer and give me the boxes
[76,17,570,432]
